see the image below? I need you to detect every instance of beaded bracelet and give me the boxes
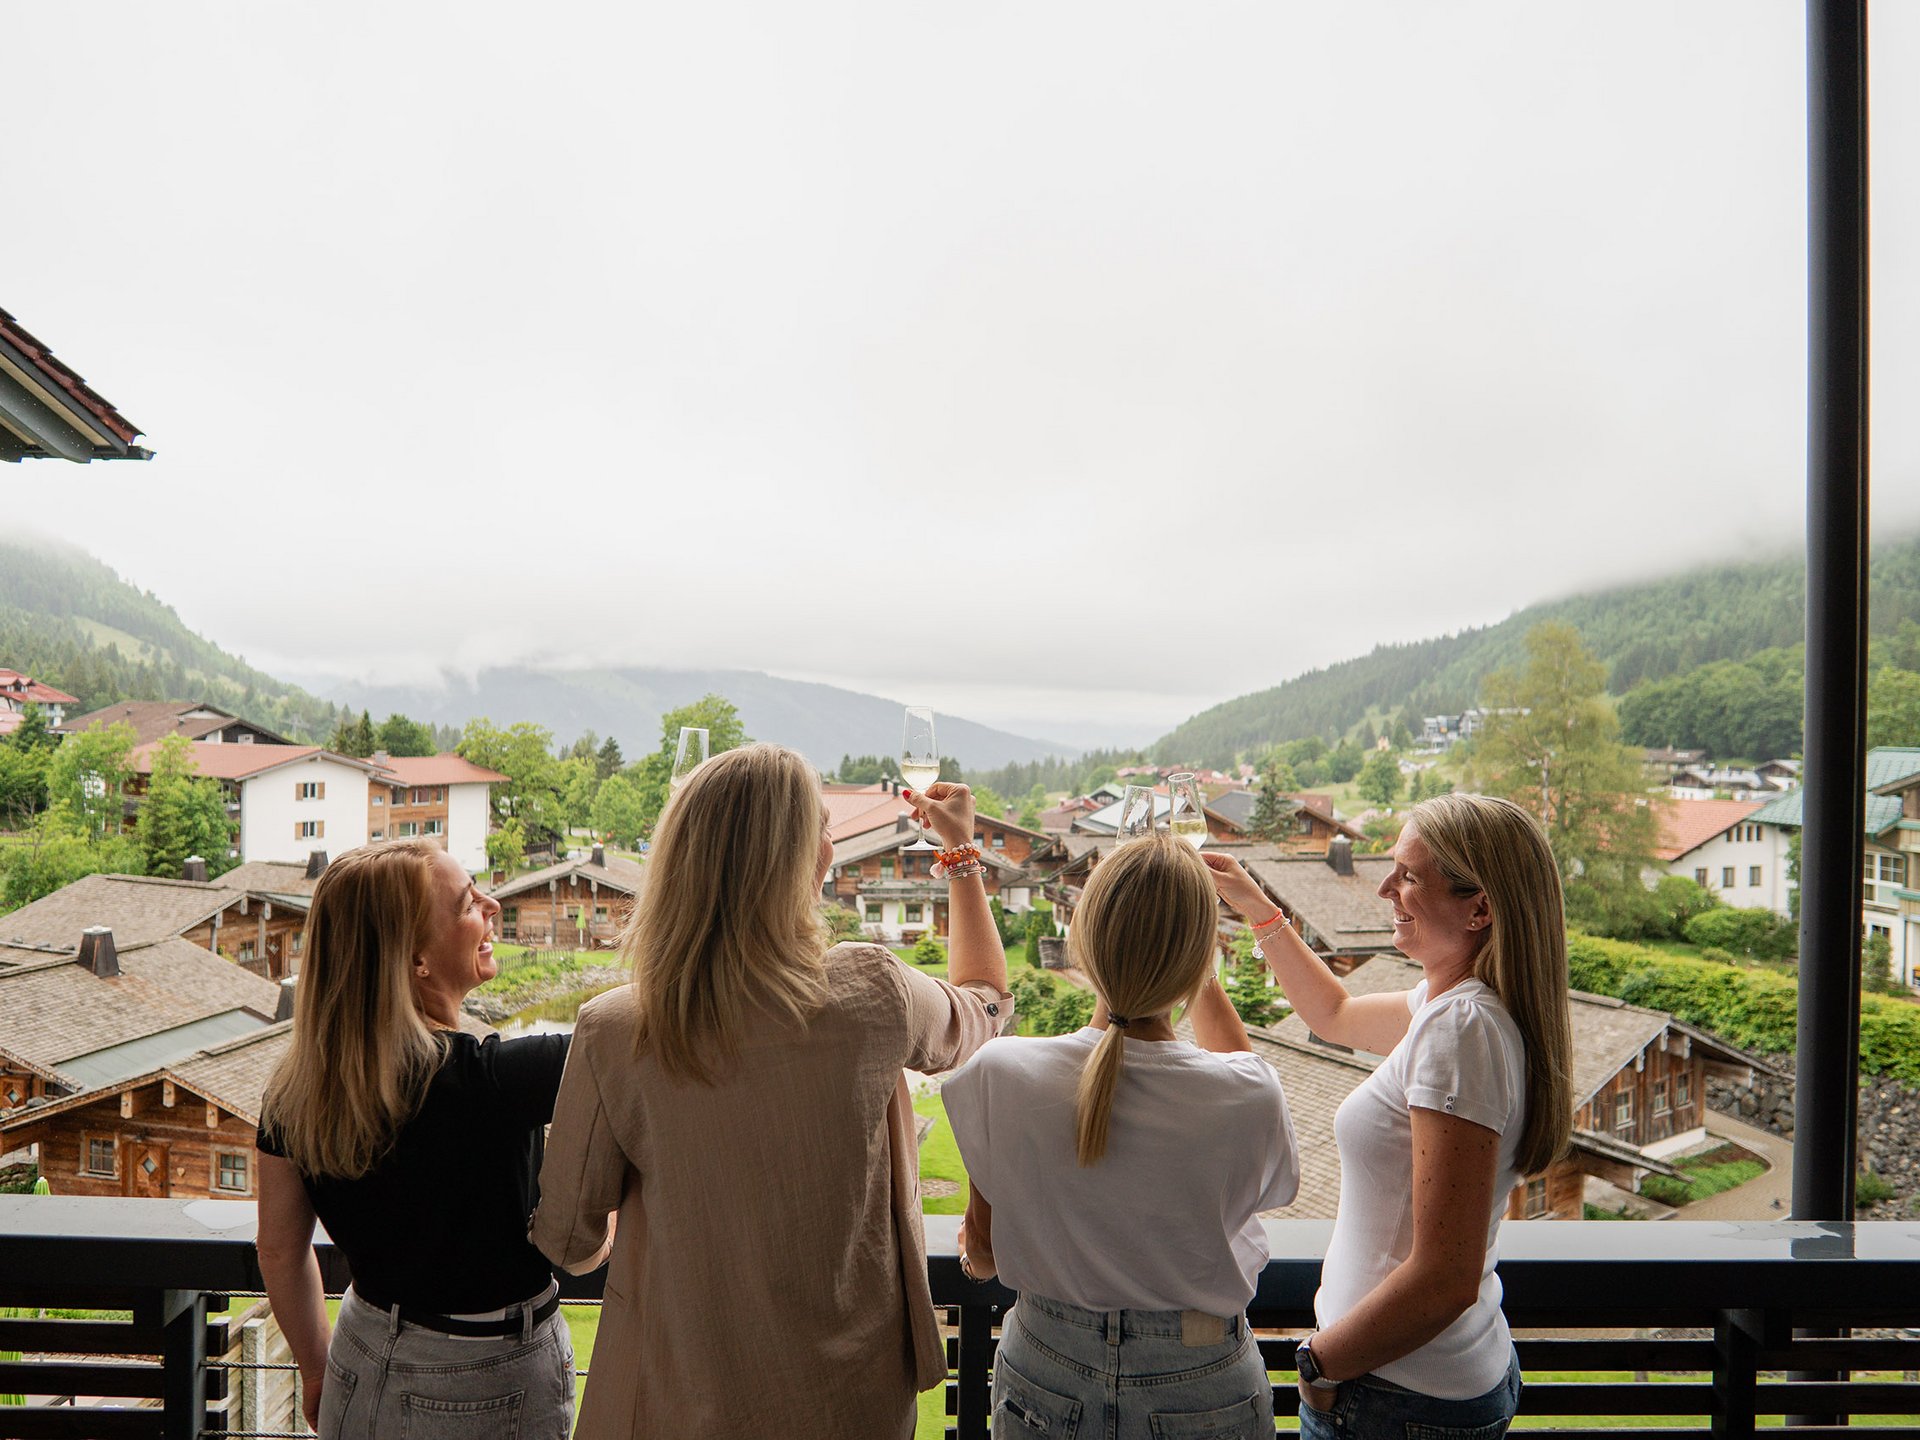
[933,842,985,881]
[1250,906,1295,960]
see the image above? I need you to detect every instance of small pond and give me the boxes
[493,984,622,1037]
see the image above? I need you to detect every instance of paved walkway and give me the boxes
[1677,1111,1794,1220]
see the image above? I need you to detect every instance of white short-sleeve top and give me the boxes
[943,1028,1299,1318]
[1316,977,1527,1400]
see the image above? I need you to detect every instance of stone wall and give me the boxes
[1709,1057,1920,1216]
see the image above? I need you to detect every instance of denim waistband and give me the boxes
[1016,1291,1244,1342]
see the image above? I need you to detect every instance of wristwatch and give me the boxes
[1296,1337,1339,1392]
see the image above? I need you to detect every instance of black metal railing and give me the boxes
[4,1199,1919,1438]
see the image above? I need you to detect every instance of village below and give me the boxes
[4,530,1920,1433]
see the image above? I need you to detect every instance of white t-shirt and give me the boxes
[1316,977,1526,1400]
[942,1027,1299,1317]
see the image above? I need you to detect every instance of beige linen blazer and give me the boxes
[532,942,1005,1440]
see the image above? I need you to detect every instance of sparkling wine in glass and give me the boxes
[900,706,940,850]
[670,727,710,792]
[1167,773,1208,850]
[1114,784,1158,844]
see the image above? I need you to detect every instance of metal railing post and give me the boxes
[160,1288,209,1438]
[1795,0,1869,1226]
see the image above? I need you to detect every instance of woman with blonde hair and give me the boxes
[1206,791,1573,1439]
[254,839,573,1439]
[532,743,1010,1439]
[943,832,1299,1439]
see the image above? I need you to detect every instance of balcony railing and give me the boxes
[3,1197,1919,1438]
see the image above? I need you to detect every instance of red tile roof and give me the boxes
[0,670,79,706]
[375,754,509,786]
[0,307,145,448]
[130,741,380,781]
[828,793,911,842]
[1652,798,1767,862]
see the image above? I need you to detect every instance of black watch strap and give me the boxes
[1296,1337,1340,1391]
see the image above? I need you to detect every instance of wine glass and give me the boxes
[1167,773,1208,850]
[670,727,709,793]
[1114,784,1158,844]
[899,706,940,851]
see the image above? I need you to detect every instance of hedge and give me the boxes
[1566,932,1920,1084]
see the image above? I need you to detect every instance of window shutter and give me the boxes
[294,781,302,802]
[318,820,326,839]
[293,821,301,841]
[318,781,327,800]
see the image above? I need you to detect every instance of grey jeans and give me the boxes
[318,1286,575,1440]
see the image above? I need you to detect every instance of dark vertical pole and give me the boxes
[1795,0,1869,1227]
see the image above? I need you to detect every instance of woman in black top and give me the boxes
[255,840,574,1439]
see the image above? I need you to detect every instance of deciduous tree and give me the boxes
[1474,622,1658,925]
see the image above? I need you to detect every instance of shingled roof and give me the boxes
[1652,798,1768,862]
[1244,855,1399,954]
[0,939,280,1085]
[488,852,648,903]
[0,875,237,953]
[0,305,150,462]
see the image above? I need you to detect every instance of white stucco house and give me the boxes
[1650,798,1791,915]
[133,741,379,865]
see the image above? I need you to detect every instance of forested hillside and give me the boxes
[1152,534,1920,766]
[0,537,343,739]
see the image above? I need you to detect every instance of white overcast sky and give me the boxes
[5,2,1919,746]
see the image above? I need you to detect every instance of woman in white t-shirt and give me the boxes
[943,832,1298,1440]
[1206,793,1572,1439]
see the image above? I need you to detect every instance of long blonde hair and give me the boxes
[628,743,829,1082]
[1068,833,1218,1165]
[1407,792,1573,1176]
[261,841,448,1179]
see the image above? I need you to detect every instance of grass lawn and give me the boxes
[1641,1149,1768,1208]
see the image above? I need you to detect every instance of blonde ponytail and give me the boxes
[1074,1025,1128,1165]
[1067,833,1217,1166]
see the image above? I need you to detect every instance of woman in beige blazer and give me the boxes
[532,743,1010,1439]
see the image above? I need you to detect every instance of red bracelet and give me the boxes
[1250,908,1290,930]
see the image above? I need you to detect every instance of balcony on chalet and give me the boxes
[4,1198,1920,1439]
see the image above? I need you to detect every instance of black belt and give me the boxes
[371,1288,561,1338]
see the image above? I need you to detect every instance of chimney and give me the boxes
[306,850,329,880]
[372,749,391,765]
[897,813,912,833]
[883,777,895,795]
[591,843,606,867]
[1327,835,1354,877]
[274,978,297,1023]
[77,926,119,979]
[182,855,208,883]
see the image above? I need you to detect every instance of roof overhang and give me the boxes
[0,325,149,463]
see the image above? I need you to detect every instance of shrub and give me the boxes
[1044,986,1097,1035]
[1567,930,1920,1082]
[1856,1169,1896,1209]
[820,903,865,943]
[1653,875,1722,936]
[1682,907,1796,959]
[1699,946,1736,966]
[911,933,947,967]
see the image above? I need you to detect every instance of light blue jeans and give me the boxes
[1298,1348,1522,1440]
[993,1291,1274,1439]
[318,1285,575,1440]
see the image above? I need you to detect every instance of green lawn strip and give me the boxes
[1642,1159,1766,1207]
[914,1093,969,1216]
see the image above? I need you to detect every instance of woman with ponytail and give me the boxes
[943,832,1298,1438]
[1205,792,1573,1440]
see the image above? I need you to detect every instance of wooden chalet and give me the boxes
[1201,788,1366,853]
[0,865,322,982]
[0,1025,292,1200]
[487,845,646,948]
[1242,843,1401,965]
[56,700,290,747]
[1218,955,1778,1222]
[0,927,283,1150]
[829,820,1036,942]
